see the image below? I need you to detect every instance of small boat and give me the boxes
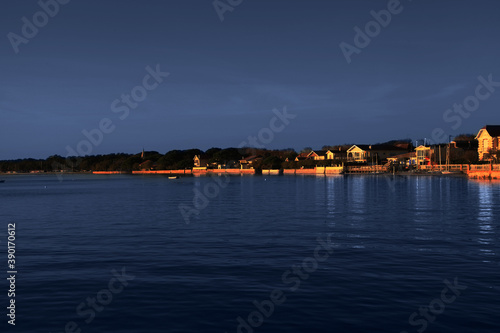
[168,176,179,179]
[0,180,5,183]
[441,171,462,175]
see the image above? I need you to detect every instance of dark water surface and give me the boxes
[1,174,499,332]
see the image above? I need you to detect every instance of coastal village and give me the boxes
[136,125,500,179]
[1,125,500,179]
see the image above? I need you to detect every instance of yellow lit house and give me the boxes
[475,125,500,161]
[326,147,349,160]
[415,145,432,165]
[193,155,208,168]
[307,150,327,160]
[347,144,408,163]
[347,145,368,162]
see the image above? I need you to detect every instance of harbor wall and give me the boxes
[262,169,281,175]
[467,164,500,179]
[193,168,255,175]
[99,169,256,175]
[131,170,192,175]
[281,167,344,175]
[91,164,499,178]
[325,166,344,174]
[294,169,317,174]
[92,171,130,174]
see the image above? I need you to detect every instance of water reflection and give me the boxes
[326,175,338,224]
[475,181,497,261]
[315,175,326,211]
[347,176,366,221]
[412,177,433,222]
[477,182,493,224]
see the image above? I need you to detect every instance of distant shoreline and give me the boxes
[0,171,468,177]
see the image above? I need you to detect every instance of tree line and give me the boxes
[0,148,297,173]
[1,135,490,173]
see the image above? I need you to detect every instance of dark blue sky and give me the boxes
[1,0,500,159]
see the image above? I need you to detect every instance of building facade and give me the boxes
[475,125,500,161]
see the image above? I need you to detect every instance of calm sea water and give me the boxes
[1,174,499,332]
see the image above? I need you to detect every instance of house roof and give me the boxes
[347,145,369,152]
[309,150,328,157]
[326,150,348,155]
[327,145,351,152]
[452,140,478,149]
[245,155,261,161]
[480,125,500,138]
[240,155,262,163]
[307,151,319,157]
[194,154,209,160]
[348,144,407,152]
[352,145,370,151]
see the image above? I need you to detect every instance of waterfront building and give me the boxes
[475,125,500,161]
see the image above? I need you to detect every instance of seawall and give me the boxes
[467,164,500,179]
[131,170,192,175]
[282,167,344,175]
[90,164,500,178]
[195,168,255,175]
[92,171,130,174]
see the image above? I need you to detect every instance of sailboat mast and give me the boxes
[448,135,452,171]
[439,146,441,171]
